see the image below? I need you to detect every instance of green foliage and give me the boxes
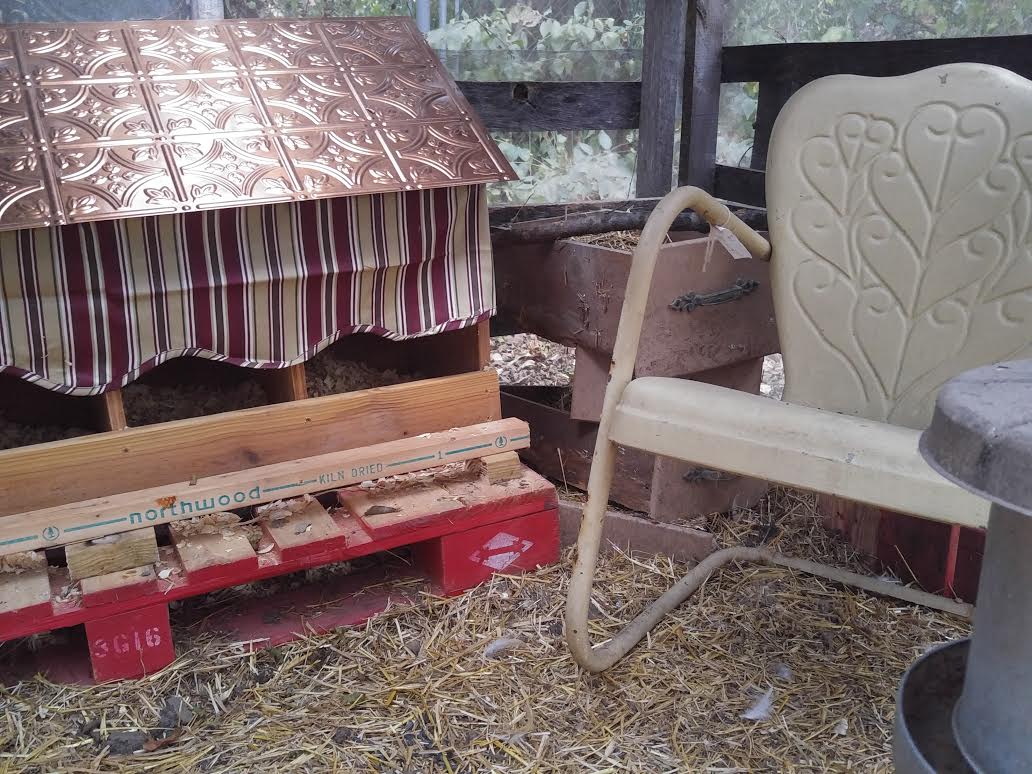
[427,2,645,202]
[492,129,638,203]
[725,0,1032,45]
[428,1,643,80]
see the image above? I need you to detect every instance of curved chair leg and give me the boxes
[564,187,771,672]
[563,188,968,673]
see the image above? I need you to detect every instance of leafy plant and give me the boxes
[428,1,643,80]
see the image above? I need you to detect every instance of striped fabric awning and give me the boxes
[0,184,492,395]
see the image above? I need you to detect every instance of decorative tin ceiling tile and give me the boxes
[225,20,337,73]
[0,83,32,148]
[33,80,157,145]
[321,18,425,66]
[0,17,515,231]
[351,66,465,124]
[0,30,17,81]
[52,141,181,220]
[282,128,401,194]
[380,120,513,186]
[0,149,54,227]
[251,71,367,130]
[19,26,134,82]
[169,133,297,207]
[129,23,237,79]
[146,76,260,135]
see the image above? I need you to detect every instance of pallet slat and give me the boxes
[261,500,346,561]
[65,528,159,582]
[171,528,258,583]
[0,418,530,556]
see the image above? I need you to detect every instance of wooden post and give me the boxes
[261,364,308,403]
[410,319,490,377]
[749,79,798,173]
[677,0,724,190]
[635,0,688,197]
[90,390,128,431]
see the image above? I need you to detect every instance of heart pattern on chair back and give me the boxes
[767,64,1032,429]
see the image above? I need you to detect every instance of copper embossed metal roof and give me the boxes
[0,17,516,231]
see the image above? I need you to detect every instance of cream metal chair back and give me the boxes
[768,64,1032,429]
[565,63,1028,673]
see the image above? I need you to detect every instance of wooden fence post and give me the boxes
[678,0,724,190]
[635,0,688,197]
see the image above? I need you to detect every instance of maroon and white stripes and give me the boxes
[0,185,492,395]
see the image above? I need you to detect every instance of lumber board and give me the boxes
[260,364,308,403]
[261,499,346,560]
[458,80,641,131]
[0,567,51,616]
[721,34,1032,85]
[484,451,522,484]
[0,371,502,518]
[172,527,257,579]
[677,0,723,190]
[64,527,159,581]
[750,79,798,172]
[0,418,531,556]
[713,164,766,207]
[91,390,128,431]
[636,0,687,196]
[489,198,768,245]
[80,565,158,605]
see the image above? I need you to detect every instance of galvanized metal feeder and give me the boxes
[896,359,1032,772]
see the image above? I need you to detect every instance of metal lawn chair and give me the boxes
[566,62,1032,673]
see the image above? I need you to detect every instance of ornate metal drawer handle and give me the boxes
[669,278,760,312]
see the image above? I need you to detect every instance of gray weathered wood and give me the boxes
[191,0,222,19]
[721,35,1032,85]
[678,0,724,190]
[457,81,641,131]
[635,1,688,197]
[489,198,768,244]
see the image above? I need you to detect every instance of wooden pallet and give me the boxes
[0,467,558,683]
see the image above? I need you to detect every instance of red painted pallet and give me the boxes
[0,468,559,683]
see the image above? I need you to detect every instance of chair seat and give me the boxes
[609,378,988,528]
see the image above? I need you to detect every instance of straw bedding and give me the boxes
[0,488,968,773]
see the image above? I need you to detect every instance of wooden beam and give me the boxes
[0,371,503,518]
[635,0,687,196]
[90,390,128,431]
[64,527,159,581]
[484,451,522,484]
[0,567,51,616]
[409,319,491,377]
[677,0,724,190]
[260,364,308,403]
[713,164,766,207]
[457,81,641,131]
[750,79,798,172]
[557,500,716,563]
[0,418,531,556]
[721,34,1032,85]
[489,198,768,244]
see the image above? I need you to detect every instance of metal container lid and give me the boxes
[919,359,1032,517]
[0,17,516,231]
